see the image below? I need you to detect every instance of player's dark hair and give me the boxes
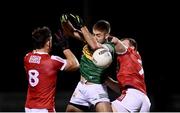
[93,20,111,34]
[32,26,52,49]
[121,38,137,50]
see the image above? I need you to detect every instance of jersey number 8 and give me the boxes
[28,69,39,87]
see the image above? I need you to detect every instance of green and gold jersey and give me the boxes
[80,43,115,84]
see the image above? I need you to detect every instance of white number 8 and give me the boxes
[28,69,39,87]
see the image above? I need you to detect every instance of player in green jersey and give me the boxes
[60,14,125,112]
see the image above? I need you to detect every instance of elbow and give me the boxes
[68,60,80,71]
[90,46,97,51]
[73,61,80,71]
[90,43,100,50]
[120,47,127,53]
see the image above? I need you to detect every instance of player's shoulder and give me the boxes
[24,51,33,59]
[25,51,32,56]
[128,48,139,55]
[51,55,66,63]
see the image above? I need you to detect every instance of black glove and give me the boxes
[54,29,69,51]
[60,14,68,23]
[68,14,85,28]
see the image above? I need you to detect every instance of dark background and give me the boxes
[0,0,179,112]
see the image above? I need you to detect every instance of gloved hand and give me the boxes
[54,29,69,51]
[60,14,76,37]
[60,14,68,23]
[68,14,85,28]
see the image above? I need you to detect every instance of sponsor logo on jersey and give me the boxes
[29,55,41,64]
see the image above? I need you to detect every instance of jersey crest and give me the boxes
[82,44,93,60]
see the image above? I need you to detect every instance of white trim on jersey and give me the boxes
[33,51,48,54]
[51,55,67,71]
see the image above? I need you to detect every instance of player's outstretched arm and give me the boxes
[63,49,79,71]
[105,76,121,94]
[110,36,127,54]
[55,30,79,71]
[60,14,84,41]
[69,14,101,50]
[80,26,101,50]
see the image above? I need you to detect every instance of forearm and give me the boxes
[66,14,99,48]
[105,77,120,94]
[80,26,100,50]
[63,49,79,71]
[73,29,84,41]
[62,20,83,41]
[111,37,127,54]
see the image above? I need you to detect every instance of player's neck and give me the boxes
[35,48,49,54]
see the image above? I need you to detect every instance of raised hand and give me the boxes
[69,14,85,28]
[54,29,69,51]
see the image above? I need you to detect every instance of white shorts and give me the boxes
[69,81,110,107]
[25,107,55,113]
[112,88,151,112]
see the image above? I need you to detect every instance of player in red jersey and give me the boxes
[24,26,79,113]
[106,38,151,112]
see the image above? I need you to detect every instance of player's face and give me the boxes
[93,29,108,43]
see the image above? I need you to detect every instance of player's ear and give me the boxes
[45,40,51,49]
[105,33,109,39]
[131,46,135,50]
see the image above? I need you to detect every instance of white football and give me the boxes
[92,48,112,68]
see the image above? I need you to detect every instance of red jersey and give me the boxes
[117,48,147,94]
[24,51,67,110]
